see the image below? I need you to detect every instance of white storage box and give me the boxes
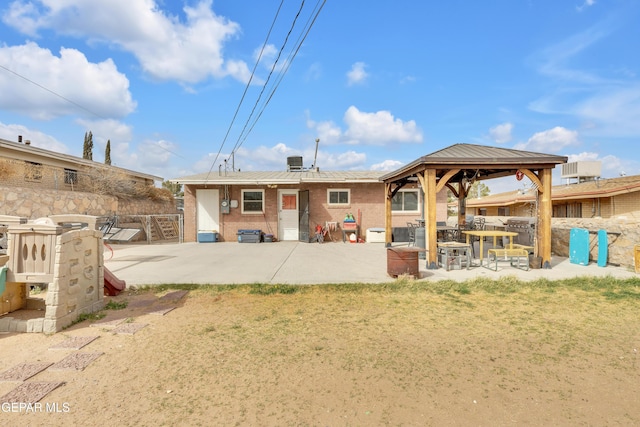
[366,228,386,243]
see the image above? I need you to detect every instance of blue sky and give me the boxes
[1,0,639,194]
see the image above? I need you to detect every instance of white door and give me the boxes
[196,189,219,232]
[278,190,298,241]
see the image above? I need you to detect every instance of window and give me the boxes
[497,207,510,216]
[242,190,264,214]
[328,189,350,205]
[553,203,582,218]
[64,168,78,185]
[24,161,42,181]
[392,189,419,212]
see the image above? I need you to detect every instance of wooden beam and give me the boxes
[435,168,460,193]
[445,182,459,198]
[537,168,553,268]
[384,183,392,246]
[520,168,543,193]
[424,169,438,269]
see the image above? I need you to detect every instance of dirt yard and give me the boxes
[1,279,639,426]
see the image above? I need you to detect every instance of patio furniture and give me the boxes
[462,230,519,264]
[406,222,417,246]
[437,242,472,271]
[485,247,530,271]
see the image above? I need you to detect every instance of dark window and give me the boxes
[242,190,264,213]
[328,190,350,205]
[392,190,419,212]
[64,168,78,185]
[24,162,42,181]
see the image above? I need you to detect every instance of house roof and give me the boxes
[380,143,568,183]
[171,170,384,185]
[466,174,640,207]
[0,138,162,182]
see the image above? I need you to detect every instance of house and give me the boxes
[466,172,640,219]
[0,136,160,192]
[1,136,174,221]
[170,157,448,243]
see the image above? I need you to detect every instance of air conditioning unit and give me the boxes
[561,161,601,182]
[287,156,303,171]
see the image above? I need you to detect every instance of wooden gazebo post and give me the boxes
[416,169,438,269]
[538,168,553,268]
[384,183,392,247]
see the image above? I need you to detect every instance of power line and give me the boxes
[233,0,326,154]
[206,0,326,178]
[0,63,107,120]
[227,0,307,159]
[0,63,188,160]
[204,0,287,181]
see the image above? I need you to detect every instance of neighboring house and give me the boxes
[0,136,161,192]
[171,158,448,243]
[466,173,640,219]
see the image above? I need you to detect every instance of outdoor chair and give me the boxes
[407,222,417,246]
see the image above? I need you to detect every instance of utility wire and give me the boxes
[0,63,187,160]
[0,63,107,120]
[204,0,286,181]
[233,0,326,154]
[227,0,306,160]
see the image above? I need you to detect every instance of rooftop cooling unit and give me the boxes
[561,161,601,182]
[287,156,303,171]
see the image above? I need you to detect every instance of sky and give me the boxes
[1,0,639,194]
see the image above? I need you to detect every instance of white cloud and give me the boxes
[343,106,423,145]
[347,62,368,86]
[515,126,579,153]
[0,121,69,153]
[576,0,596,12]
[306,107,423,146]
[0,42,136,120]
[187,142,368,173]
[489,122,513,144]
[371,159,404,172]
[2,0,250,84]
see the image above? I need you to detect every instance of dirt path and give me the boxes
[1,285,639,426]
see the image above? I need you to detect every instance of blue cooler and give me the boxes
[237,229,262,243]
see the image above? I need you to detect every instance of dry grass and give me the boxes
[6,278,639,426]
[0,159,15,179]
[83,168,173,201]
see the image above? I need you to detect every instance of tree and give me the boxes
[466,181,490,199]
[105,140,111,165]
[83,131,93,160]
[162,180,183,197]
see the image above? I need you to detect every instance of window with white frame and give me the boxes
[327,189,350,205]
[241,190,265,214]
[392,189,419,212]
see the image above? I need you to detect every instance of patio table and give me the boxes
[462,230,519,263]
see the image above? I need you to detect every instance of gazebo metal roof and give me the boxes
[380,143,568,270]
[380,143,568,184]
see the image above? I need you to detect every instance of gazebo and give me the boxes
[380,144,568,269]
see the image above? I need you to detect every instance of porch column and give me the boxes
[538,168,553,268]
[384,183,392,247]
[419,169,438,269]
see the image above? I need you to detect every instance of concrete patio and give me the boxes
[103,241,639,286]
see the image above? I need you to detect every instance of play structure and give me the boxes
[0,215,126,333]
